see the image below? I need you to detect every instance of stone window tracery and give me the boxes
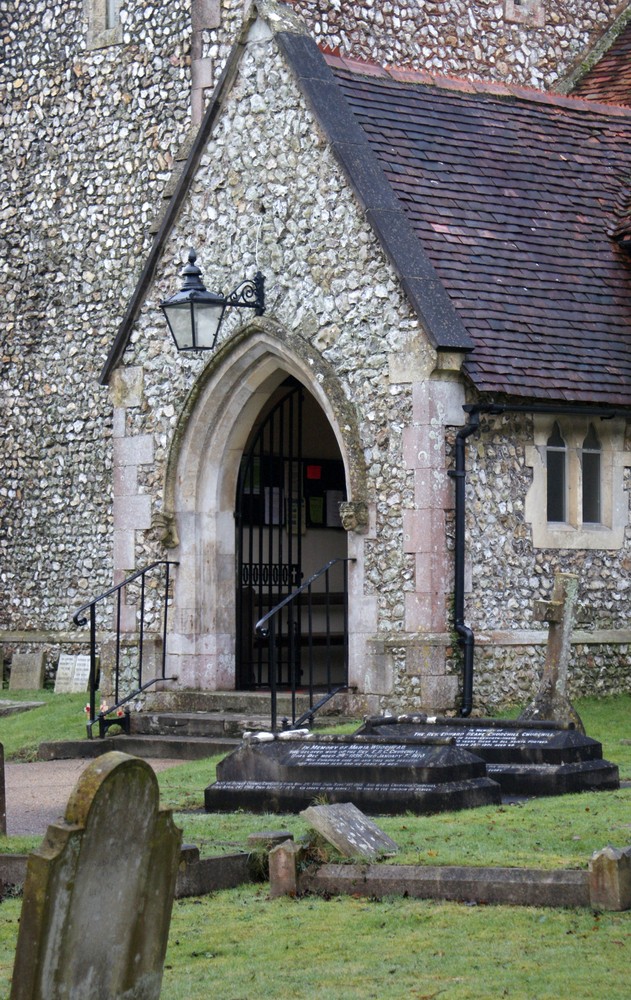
[85,0,123,49]
[525,415,631,549]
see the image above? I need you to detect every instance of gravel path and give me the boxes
[4,758,183,837]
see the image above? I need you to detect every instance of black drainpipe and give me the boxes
[449,400,626,718]
[449,409,485,716]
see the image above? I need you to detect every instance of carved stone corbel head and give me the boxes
[152,511,179,549]
[339,500,368,534]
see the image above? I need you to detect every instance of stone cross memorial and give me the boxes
[10,751,182,1000]
[519,572,585,733]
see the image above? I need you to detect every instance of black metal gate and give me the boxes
[235,381,304,689]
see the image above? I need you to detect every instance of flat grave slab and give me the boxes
[356,715,619,796]
[205,734,501,815]
[0,700,45,718]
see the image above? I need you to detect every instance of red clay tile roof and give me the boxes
[572,21,631,107]
[327,58,631,405]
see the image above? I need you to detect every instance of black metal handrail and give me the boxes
[255,557,353,731]
[73,561,178,738]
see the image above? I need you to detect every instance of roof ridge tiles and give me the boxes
[322,50,631,119]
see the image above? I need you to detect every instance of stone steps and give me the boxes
[142,689,329,717]
[38,689,354,761]
[131,711,276,739]
[38,733,241,761]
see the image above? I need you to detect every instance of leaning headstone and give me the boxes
[0,743,6,836]
[301,802,399,860]
[8,652,45,691]
[519,572,585,733]
[10,751,181,1000]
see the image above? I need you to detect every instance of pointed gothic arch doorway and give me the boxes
[235,375,348,690]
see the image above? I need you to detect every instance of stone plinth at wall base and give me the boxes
[298,864,591,909]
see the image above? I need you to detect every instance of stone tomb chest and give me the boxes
[356,716,619,797]
[204,734,501,815]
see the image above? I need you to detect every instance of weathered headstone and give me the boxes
[519,572,585,732]
[205,733,501,815]
[357,715,619,797]
[301,802,398,859]
[268,840,304,898]
[589,846,631,911]
[0,743,6,836]
[54,654,92,694]
[53,654,75,693]
[72,654,91,692]
[10,751,182,1000]
[8,652,45,691]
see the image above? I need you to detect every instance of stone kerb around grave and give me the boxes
[11,752,182,1000]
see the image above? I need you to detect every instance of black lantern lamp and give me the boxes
[161,249,265,351]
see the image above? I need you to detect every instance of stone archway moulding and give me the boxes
[160,315,369,690]
[163,315,368,522]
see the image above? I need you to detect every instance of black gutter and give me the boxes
[450,400,631,717]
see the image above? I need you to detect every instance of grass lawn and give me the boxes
[1,693,631,996]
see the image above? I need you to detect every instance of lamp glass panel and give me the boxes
[194,301,226,349]
[163,302,195,350]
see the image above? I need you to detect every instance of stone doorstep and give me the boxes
[130,712,286,738]
[37,734,241,762]
[143,689,350,718]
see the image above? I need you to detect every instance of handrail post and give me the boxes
[74,560,178,738]
[89,604,97,728]
[138,570,146,689]
[162,561,170,678]
[269,618,277,732]
[115,588,122,705]
[343,558,349,687]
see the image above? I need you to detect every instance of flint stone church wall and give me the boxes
[1,0,193,647]
[3,0,631,708]
[120,33,419,634]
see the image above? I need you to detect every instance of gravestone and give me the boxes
[72,654,91,692]
[357,715,619,797]
[0,743,5,836]
[205,733,501,815]
[53,654,75,693]
[54,654,92,694]
[8,652,45,691]
[301,802,398,859]
[519,572,585,732]
[10,751,182,1000]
